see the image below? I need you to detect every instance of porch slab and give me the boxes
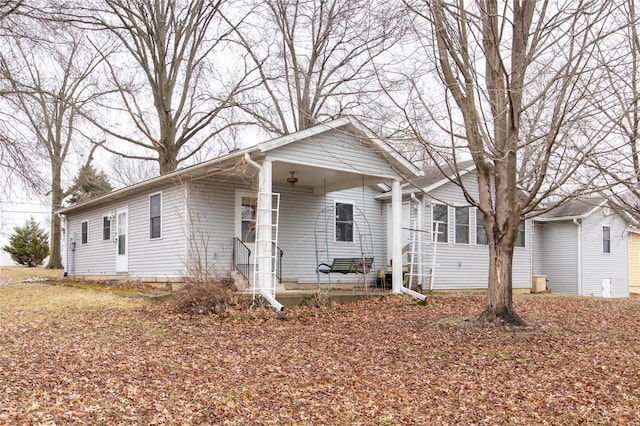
[248,289,394,308]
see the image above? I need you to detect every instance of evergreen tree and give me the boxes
[67,165,113,205]
[2,217,50,266]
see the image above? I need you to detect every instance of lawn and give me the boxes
[1,282,639,425]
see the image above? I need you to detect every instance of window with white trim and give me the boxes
[150,193,162,239]
[102,216,111,241]
[476,208,488,245]
[240,195,257,243]
[603,226,611,253]
[455,207,469,244]
[515,221,526,248]
[81,221,88,244]
[335,202,354,242]
[432,204,448,243]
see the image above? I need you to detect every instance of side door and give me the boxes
[115,207,128,272]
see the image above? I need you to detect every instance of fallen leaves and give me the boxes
[1,285,640,425]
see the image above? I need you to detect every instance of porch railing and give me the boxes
[232,238,283,283]
[233,238,251,281]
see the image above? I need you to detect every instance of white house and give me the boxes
[57,118,425,310]
[533,198,630,298]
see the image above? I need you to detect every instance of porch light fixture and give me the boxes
[287,171,298,186]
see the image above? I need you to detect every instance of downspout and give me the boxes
[244,153,284,312]
[574,218,582,296]
[392,182,426,301]
[59,214,69,277]
[410,193,424,289]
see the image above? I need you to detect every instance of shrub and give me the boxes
[170,277,250,316]
[2,217,49,266]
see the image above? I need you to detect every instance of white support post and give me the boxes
[258,159,273,294]
[392,179,403,293]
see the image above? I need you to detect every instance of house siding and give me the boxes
[534,221,579,294]
[66,209,118,276]
[390,173,532,290]
[580,209,628,298]
[127,184,187,280]
[187,176,386,285]
[65,182,187,280]
[267,130,397,177]
[629,232,640,294]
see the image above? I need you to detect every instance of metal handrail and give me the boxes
[273,242,283,283]
[233,238,283,283]
[232,238,251,281]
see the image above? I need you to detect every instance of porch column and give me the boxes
[392,179,402,293]
[258,159,273,293]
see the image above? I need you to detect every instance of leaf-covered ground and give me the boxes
[1,283,639,425]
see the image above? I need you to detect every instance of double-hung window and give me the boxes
[432,204,448,243]
[335,202,354,242]
[150,193,162,239]
[455,207,469,244]
[603,226,611,253]
[81,221,88,244]
[476,209,488,245]
[102,216,111,241]
[515,221,526,248]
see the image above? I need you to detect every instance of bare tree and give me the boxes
[0,1,46,195]
[71,0,250,175]
[397,0,616,324]
[588,0,640,210]
[1,25,107,268]
[228,0,406,136]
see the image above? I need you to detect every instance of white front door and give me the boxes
[116,208,128,272]
[236,191,257,253]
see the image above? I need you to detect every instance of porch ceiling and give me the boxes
[271,161,391,195]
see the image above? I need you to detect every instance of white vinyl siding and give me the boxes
[417,172,532,290]
[186,177,386,285]
[65,184,187,280]
[534,221,579,294]
[267,130,397,178]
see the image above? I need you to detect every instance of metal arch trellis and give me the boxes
[313,203,375,290]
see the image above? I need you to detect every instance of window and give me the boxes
[81,221,88,244]
[102,216,111,241]
[455,207,469,244]
[603,226,611,253]
[476,209,488,245]
[515,221,526,248]
[335,202,354,242]
[432,204,448,243]
[150,193,162,239]
[241,196,257,243]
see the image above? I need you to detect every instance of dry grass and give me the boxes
[0,266,64,282]
[0,283,144,314]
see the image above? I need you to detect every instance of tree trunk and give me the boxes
[46,165,63,269]
[479,236,526,325]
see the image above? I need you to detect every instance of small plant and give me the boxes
[300,291,333,308]
[2,217,49,267]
